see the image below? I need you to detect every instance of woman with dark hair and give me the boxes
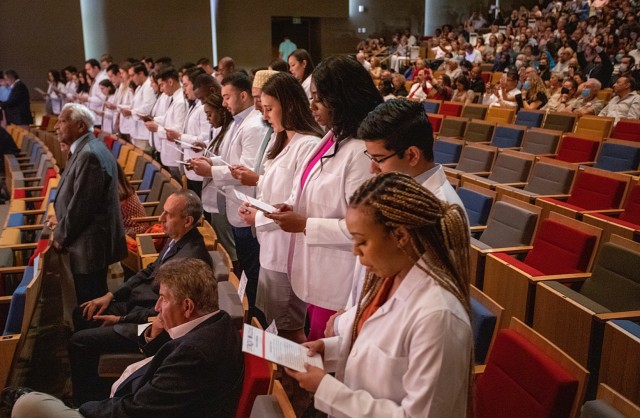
[237,72,323,342]
[189,89,237,264]
[451,75,475,104]
[44,69,65,115]
[267,55,383,341]
[288,48,315,101]
[76,69,90,95]
[97,79,116,132]
[269,58,289,72]
[286,172,472,417]
[427,74,453,100]
[116,164,147,238]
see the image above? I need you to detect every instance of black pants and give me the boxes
[232,227,260,309]
[73,267,108,304]
[69,303,139,405]
[186,179,203,198]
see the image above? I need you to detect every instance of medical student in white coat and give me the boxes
[81,59,107,121]
[145,68,188,179]
[166,70,216,195]
[103,63,133,135]
[326,99,468,338]
[120,64,157,146]
[44,70,65,115]
[189,72,267,314]
[266,56,383,341]
[96,79,117,134]
[288,49,315,102]
[237,72,324,343]
[287,172,473,418]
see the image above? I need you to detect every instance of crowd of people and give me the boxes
[356,0,640,121]
[2,0,639,415]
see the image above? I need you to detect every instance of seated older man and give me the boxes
[70,189,213,404]
[571,78,605,116]
[7,258,243,418]
[599,75,640,123]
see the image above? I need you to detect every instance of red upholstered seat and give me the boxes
[556,136,600,163]
[610,119,640,143]
[104,136,116,150]
[427,113,443,134]
[494,219,597,276]
[12,168,57,200]
[27,238,49,266]
[234,351,271,418]
[564,171,627,210]
[39,116,50,130]
[475,329,578,418]
[619,185,640,225]
[439,102,463,117]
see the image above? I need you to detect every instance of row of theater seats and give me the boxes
[4,120,640,416]
[1,124,299,417]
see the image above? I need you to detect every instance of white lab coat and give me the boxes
[283,132,372,310]
[315,263,472,418]
[100,94,117,134]
[113,83,133,134]
[254,132,321,272]
[126,78,156,139]
[210,106,267,227]
[179,101,211,181]
[64,80,77,104]
[156,88,188,168]
[47,82,65,114]
[87,70,108,115]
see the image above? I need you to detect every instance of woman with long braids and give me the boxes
[287,172,473,417]
[266,55,383,341]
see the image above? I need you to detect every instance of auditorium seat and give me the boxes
[484,107,515,125]
[136,167,170,203]
[422,99,441,114]
[495,157,577,204]
[519,127,563,155]
[475,318,588,418]
[427,113,443,134]
[439,101,463,117]
[582,183,640,242]
[592,139,640,174]
[573,115,614,139]
[609,118,640,143]
[483,212,601,327]
[489,124,526,148]
[444,144,497,181]
[470,285,503,365]
[438,116,468,138]
[533,235,640,397]
[456,183,495,232]
[462,120,496,143]
[554,134,601,164]
[469,196,541,288]
[250,380,296,418]
[461,104,489,120]
[535,166,631,220]
[514,109,545,128]
[598,321,640,407]
[581,384,640,418]
[460,149,535,191]
[543,111,577,133]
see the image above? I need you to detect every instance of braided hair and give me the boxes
[348,172,471,347]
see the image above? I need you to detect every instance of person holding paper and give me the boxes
[121,64,157,149]
[287,173,473,418]
[44,69,65,115]
[145,68,188,179]
[237,72,323,343]
[266,56,382,341]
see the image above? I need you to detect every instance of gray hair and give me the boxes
[173,189,203,226]
[586,78,602,90]
[62,103,95,131]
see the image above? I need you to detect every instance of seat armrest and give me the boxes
[131,216,160,223]
[476,245,533,255]
[595,311,640,321]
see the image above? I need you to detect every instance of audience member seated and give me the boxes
[571,78,605,115]
[451,75,475,105]
[69,190,213,404]
[116,164,148,239]
[6,258,243,418]
[516,72,548,110]
[599,75,640,122]
[469,66,486,95]
[427,74,453,100]
[391,73,408,97]
[486,70,520,107]
[547,77,579,112]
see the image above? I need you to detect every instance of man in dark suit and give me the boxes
[69,189,213,404]
[9,258,243,418]
[0,70,33,127]
[51,103,126,303]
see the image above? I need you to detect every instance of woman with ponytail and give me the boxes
[286,172,473,417]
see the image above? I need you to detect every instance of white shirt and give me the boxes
[598,91,640,124]
[180,100,211,181]
[253,133,320,272]
[109,311,218,398]
[302,76,312,102]
[127,78,157,139]
[101,94,117,133]
[64,80,77,103]
[87,70,108,115]
[114,83,134,134]
[47,82,65,114]
[209,106,268,227]
[315,264,472,418]
[156,87,188,167]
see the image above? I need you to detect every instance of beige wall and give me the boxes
[0,0,85,97]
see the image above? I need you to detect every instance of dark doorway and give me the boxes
[271,16,321,67]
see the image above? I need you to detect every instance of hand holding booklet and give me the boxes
[242,324,323,372]
[233,189,277,214]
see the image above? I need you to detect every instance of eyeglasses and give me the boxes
[363,150,400,164]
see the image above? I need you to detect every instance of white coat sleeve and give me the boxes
[211,122,265,186]
[314,310,472,418]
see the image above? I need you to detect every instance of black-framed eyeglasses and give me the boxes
[363,150,399,164]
